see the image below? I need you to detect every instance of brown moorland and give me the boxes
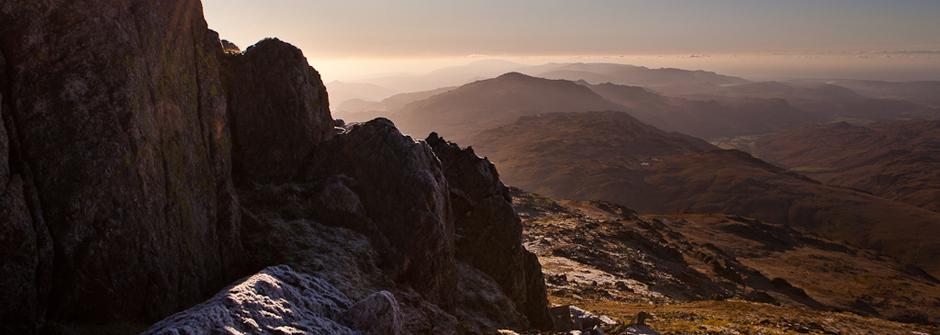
[753,120,940,213]
[471,111,940,278]
[514,189,940,332]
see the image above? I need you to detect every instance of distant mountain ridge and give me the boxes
[375,72,829,143]
[348,68,937,144]
[391,72,624,143]
[517,62,750,87]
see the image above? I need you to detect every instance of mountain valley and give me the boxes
[2,1,940,334]
[469,111,940,279]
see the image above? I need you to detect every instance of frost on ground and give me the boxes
[142,265,367,335]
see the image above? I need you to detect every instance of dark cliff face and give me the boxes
[0,0,242,330]
[0,52,55,333]
[427,133,554,330]
[221,38,333,184]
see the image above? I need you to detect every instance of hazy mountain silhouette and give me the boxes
[469,111,940,278]
[357,59,528,93]
[753,120,940,212]
[375,73,827,143]
[334,86,456,121]
[389,72,625,143]
[822,80,940,106]
[325,80,400,107]
[516,62,750,87]
[584,82,820,140]
[655,80,940,123]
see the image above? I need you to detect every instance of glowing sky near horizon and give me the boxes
[201,0,940,81]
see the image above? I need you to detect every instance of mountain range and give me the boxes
[334,69,938,143]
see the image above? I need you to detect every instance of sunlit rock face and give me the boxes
[143,265,404,335]
[0,0,242,330]
[221,37,333,184]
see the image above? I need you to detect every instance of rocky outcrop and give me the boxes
[221,38,333,184]
[1,1,552,333]
[0,0,242,329]
[302,119,457,311]
[142,265,373,335]
[427,133,554,330]
[234,121,552,332]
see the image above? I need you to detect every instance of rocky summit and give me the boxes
[0,1,552,334]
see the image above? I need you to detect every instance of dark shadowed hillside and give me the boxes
[753,120,940,212]
[470,111,940,278]
[467,111,715,198]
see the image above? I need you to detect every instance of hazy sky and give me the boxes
[202,0,940,81]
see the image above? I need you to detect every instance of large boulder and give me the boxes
[0,0,242,328]
[427,133,554,331]
[221,38,333,184]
